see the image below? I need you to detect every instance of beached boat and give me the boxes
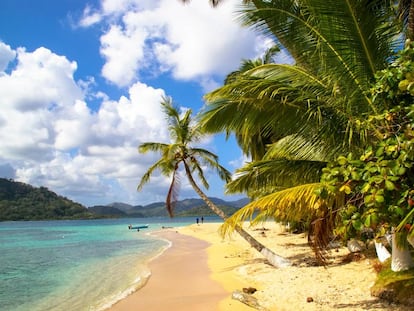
[128,224,149,230]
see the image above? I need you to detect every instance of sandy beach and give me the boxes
[109,221,412,311]
[108,230,228,311]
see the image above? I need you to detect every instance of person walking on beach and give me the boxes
[201,216,204,224]
[196,217,199,225]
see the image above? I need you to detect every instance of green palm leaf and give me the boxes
[221,182,345,262]
[226,159,326,197]
[221,183,343,232]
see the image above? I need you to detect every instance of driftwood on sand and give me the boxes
[232,290,269,311]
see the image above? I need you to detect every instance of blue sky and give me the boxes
[0,0,281,207]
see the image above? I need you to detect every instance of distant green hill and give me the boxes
[0,178,249,221]
[0,178,95,221]
[89,197,250,218]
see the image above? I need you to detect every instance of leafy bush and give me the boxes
[319,42,414,242]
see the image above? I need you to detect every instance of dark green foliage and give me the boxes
[319,43,414,242]
[0,178,94,221]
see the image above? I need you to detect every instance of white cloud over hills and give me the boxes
[0,0,266,206]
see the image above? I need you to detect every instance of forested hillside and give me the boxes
[89,197,249,218]
[0,178,94,221]
[0,178,249,220]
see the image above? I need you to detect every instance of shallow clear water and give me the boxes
[0,217,215,311]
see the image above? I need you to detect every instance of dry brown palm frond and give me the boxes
[308,207,339,265]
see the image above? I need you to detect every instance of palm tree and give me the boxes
[203,0,400,152]
[199,0,406,263]
[137,96,292,268]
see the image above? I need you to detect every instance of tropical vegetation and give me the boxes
[195,0,414,272]
[319,45,414,270]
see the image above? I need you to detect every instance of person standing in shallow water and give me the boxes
[196,218,199,225]
[201,216,204,224]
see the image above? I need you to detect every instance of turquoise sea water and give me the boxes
[0,217,213,311]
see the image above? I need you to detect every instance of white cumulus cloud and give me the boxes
[81,0,263,88]
[0,41,16,72]
[0,44,177,206]
[0,0,263,206]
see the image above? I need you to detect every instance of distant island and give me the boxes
[0,178,95,221]
[0,178,249,221]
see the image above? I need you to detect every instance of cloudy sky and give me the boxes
[0,0,275,207]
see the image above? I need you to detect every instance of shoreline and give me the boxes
[107,229,234,311]
[108,222,412,311]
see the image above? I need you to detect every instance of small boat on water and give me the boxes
[128,224,149,230]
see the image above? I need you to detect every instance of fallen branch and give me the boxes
[232,290,269,311]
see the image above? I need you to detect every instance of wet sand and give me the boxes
[108,230,229,311]
[109,222,412,311]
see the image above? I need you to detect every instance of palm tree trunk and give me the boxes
[184,163,292,268]
[391,232,414,272]
[409,0,414,40]
[374,241,391,262]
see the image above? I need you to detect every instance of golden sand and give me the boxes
[178,221,411,311]
[109,221,411,311]
[108,230,227,311]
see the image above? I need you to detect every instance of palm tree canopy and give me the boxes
[199,0,404,196]
[137,96,232,216]
[202,0,402,150]
[196,1,408,260]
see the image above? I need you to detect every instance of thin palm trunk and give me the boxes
[184,162,292,268]
[409,1,414,40]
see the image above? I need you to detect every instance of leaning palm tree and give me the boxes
[137,96,291,268]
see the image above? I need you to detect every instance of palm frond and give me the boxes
[175,109,194,143]
[239,0,401,112]
[190,147,232,182]
[398,0,414,39]
[202,62,363,148]
[138,142,169,154]
[264,134,331,162]
[161,96,180,127]
[137,158,168,191]
[226,159,325,196]
[221,183,327,233]
[221,182,345,263]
